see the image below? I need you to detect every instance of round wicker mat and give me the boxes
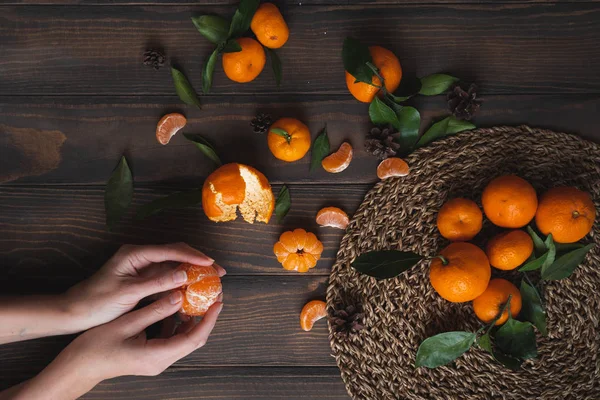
[326,126,600,400]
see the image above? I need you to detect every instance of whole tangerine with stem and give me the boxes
[345,46,402,103]
[176,263,222,317]
[322,142,353,173]
[156,113,186,145]
[250,3,289,49]
[273,228,323,272]
[535,186,596,243]
[300,300,327,331]
[436,198,483,242]
[482,175,538,228]
[429,242,491,303]
[486,229,533,271]
[222,37,266,83]
[202,163,274,224]
[267,118,311,162]
[472,278,522,326]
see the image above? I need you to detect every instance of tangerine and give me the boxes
[176,263,222,317]
[222,38,266,83]
[429,242,491,303]
[316,206,349,229]
[156,113,186,145]
[482,175,538,228]
[486,230,533,270]
[300,300,327,331]
[345,46,402,103]
[322,142,353,173]
[436,198,483,242]
[267,118,311,162]
[535,186,596,243]
[250,3,289,49]
[273,228,323,273]
[376,157,409,180]
[472,278,522,326]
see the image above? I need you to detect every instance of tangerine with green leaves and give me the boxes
[267,118,311,162]
[222,37,266,83]
[345,46,402,103]
[472,278,522,326]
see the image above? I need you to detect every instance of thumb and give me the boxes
[119,291,184,337]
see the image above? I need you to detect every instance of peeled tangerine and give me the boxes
[273,228,324,272]
[177,263,222,317]
[202,163,275,223]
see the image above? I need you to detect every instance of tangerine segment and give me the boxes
[267,118,311,162]
[273,229,323,273]
[472,278,522,326]
[429,242,491,303]
[377,157,409,180]
[177,263,222,317]
[250,3,289,49]
[300,300,327,331]
[482,175,538,228]
[322,142,353,173]
[316,207,350,229]
[345,46,402,103]
[436,198,483,242]
[535,186,596,243]
[202,163,274,224]
[486,230,533,271]
[222,38,266,83]
[156,113,187,145]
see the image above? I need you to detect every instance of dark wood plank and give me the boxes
[2,0,597,5]
[1,94,599,185]
[1,367,349,399]
[1,4,599,95]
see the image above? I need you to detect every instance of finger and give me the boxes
[117,243,214,273]
[134,266,189,299]
[159,316,177,339]
[175,318,196,335]
[213,262,227,277]
[119,291,184,336]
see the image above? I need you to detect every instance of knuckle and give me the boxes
[150,301,166,317]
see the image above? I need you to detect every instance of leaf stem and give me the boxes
[366,61,385,91]
[270,127,292,144]
[434,255,449,266]
[483,295,513,335]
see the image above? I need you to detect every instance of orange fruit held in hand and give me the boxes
[250,3,289,49]
[202,163,274,223]
[273,228,323,272]
[267,118,311,162]
[322,142,353,173]
[472,278,522,326]
[177,263,222,317]
[535,187,596,243]
[482,175,538,228]
[156,113,186,145]
[436,198,483,242]
[222,38,266,83]
[377,157,409,180]
[486,229,533,270]
[300,300,327,331]
[430,242,491,303]
[345,46,402,103]
[316,207,349,229]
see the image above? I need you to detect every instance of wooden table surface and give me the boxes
[1,0,599,398]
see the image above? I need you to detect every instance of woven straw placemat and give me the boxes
[327,126,600,400]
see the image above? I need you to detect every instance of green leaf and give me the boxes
[416,116,475,148]
[275,185,291,223]
[520,280,548,336]
[310,125,330,172]
[270,127,291,143]
[351,250,423,279]
[518,251,549,272]
[477,333,493,353]
[419,74,459,96]
[105,156,133,230]
[391,75,422,102]
[136,189,203,220]
[342,37,373,84]
[268,48,282,87]
[554,242,584,254]
[541,243,595,281]
[493,350,523,371]
[395,106,421,152]
[183,134,221,166]
[191,15,230,45]
[415,331,476,368]
[494,318,538,360]
[221,39,242,53]
[540,233,556,271]
[527,226,547,257]
[202,48,219,94]
[228,0,260,38]
[171,67,202,109]
[369,97,399,129]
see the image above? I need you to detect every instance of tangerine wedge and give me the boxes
[377,157,409,179]
[316,207,349,229]
[156,113,187,145]
[300,300,327,331]
[322,142,353,173]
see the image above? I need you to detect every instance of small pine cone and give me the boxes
[143,49,166,71]
[250,113,273,134]
[365,126,401,160]
[329,304,365,339]
[447,83,481,120]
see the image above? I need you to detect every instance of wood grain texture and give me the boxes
[1,4,599,95]
[2,0,597,5]
[1,94,599,185]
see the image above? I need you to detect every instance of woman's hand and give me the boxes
[64,242,226,333]
[8,293,223,400]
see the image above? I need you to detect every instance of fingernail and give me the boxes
[173,270,187,284]
[170,291,183,304]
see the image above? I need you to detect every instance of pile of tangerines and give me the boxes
[431,175,595,326]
